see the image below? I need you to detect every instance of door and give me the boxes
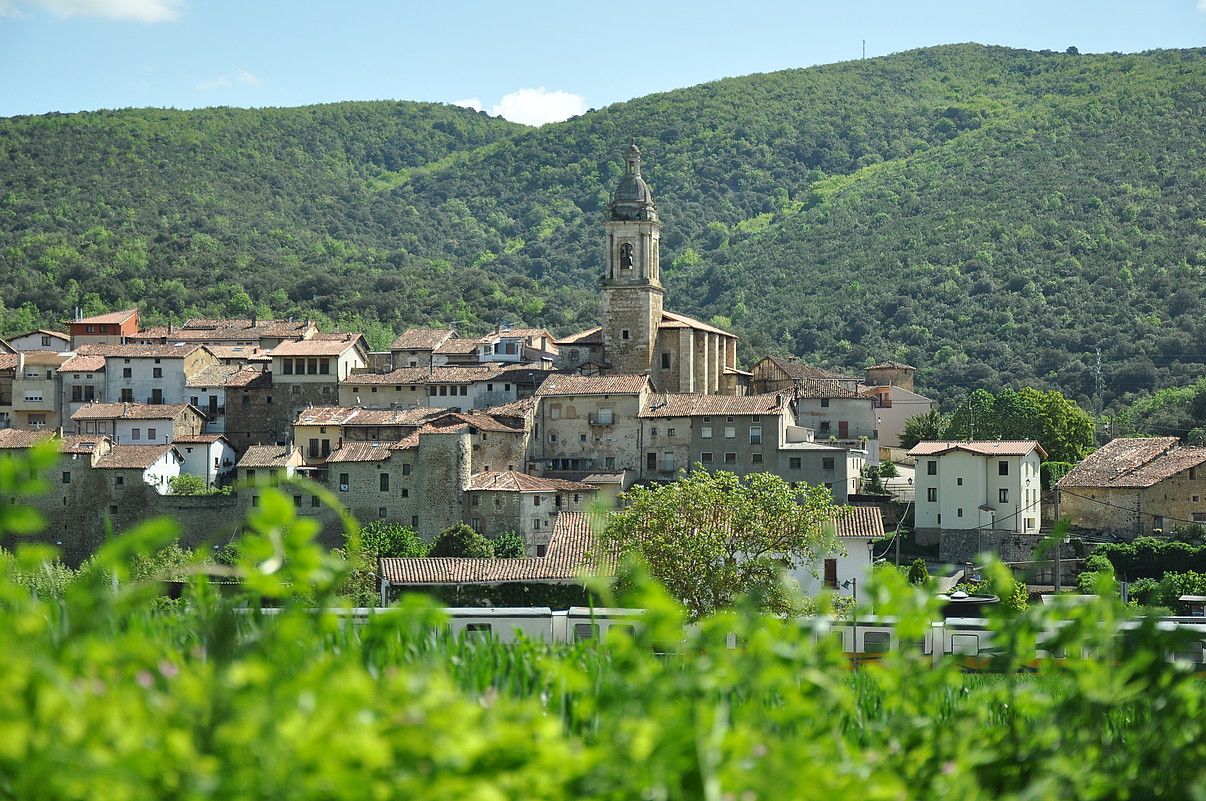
[647,452,657,471]
[838,420,849,439]
[824,559,838,589]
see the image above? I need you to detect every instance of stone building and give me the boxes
[859,361,934,454]
[556,143,741,395]
[210,367,279,451]
[131,317,317,350]
[531,374,649,480]
[71,402,205,444]
[93,443,185,496]
[464,470,596,553]
[293,405,443,463]
[389,328,455,369]
[58,354,107,422]
[339,365,522,411]
[77,343,220,406]
[1056,437,1206,536]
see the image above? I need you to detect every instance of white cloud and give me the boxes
[1198,0,1206,12]
[21,0,184,22]
[196,68,261,91]
[488,87,586,127]
[453,97,483,112]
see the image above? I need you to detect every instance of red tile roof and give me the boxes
[172,434,231,445]
[187,364,269,388]
[433,337,481,355]
[554,326,602,346]
[74,343,212,359]
[832,506,885,539]
[908,440,1047,459]
[379,511,610,585]
[389,328,455,351]
[535,374,648,396]
[57,354,107,373]
[71,402,199,421]
[658,310,737,338]
[755,356,858,383]
[95,444,178,469]
[294,405,442,427]
[237,444,301,468]
[639,391,788,418]
[324,442,394,463]
[0,429,111,453]
[1057,437,1206,489]
[73,309,138,325]
[270,337,364,357]
[866,360,916,371]
[466,470,594,493]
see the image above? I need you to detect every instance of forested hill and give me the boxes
[1,44,1203,409]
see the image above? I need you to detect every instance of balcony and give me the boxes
[588,411,614,427]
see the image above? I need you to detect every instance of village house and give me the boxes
[0,354,14,428]
[389,328,455,369]
[71,402,205,444]
[5,329,70,352]
[9,351,69,429]
[58,353,107,422]
[206,366,277,451]
[339,365,523,411]
[236,444,305,506]
[130,317,317,349]
[422,409,530,474]
[787,506,885,599]
[909,440,1045,536]
[859,362,934,457]
[292,405,445,463]
[185,363,271,434]
[269,335,367,410]
[74,343,220,406]
[532,373,650,481]
[67,308,139,349]
[94,443,184,496]
[172,434,238,489]
[1056,437,1206,536]
[465,470,597,553]
[637,391,866,501]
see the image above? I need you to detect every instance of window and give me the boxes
[619,242,634,268]
[646,452,657,471]
[749,425,762,444]
[152,367,162,378]
[660,352,671,369]
[307,358,318,375]
[621,329,630,340]
[999,488,1009,503]
[147,428,156,441]
[131,428,141,441]
[820,421,831,433]
[151,389,163,404]
[339,473,349,492]
[820,398,830,408]
[71,385,83,402]
[471,495,480,507]
[380,474,389,492]
[927,460,937,476]
[605,457,615,469]
[752,453,763,464]
[319,359,330,375]
[282,359,294,375]
[700,451,714,464]
[533,495,542,507]
[115,476,124,486]
[61,471,70,484]
[293,495,302,508]
[998,460,1009,476]
[701,426,712,439]
[464,623,493,639]
[411,516,419,528]
[41,335,50,346]
[822,457,835,470]
[957,508,964,518]
[574,623,599,642]
[579,434,587,443]
[122,367,132,379]
[402,464,412,476]
[864,631,892,653]
[724,452,736,464]
[823,559,838,589]
[957,477,963,486]
[724,426,735,439]
[927,488,937,502]
[789,457,801,469]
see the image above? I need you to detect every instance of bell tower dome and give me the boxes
[601,140,663,375]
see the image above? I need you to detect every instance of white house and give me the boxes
[173,434,238,488]
[908,441,1046,535]
[93,443,184,495]
[71,402,206,444]
[6,329,70,352]
[788,506,884,599]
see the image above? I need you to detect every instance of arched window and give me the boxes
[619,242,634,269]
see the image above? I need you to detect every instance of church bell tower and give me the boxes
[601,140,663,376]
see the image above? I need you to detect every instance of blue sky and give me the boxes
[0,0,1203,123]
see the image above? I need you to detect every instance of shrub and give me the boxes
[1093,537,1206,579]
[428,523,495,558]
[360,519,428,558]
[906,557,929,585]
[168,474,209,495]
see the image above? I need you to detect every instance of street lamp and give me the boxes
[842,577,858,669]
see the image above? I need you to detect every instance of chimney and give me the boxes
[168,320,173,336]
[252,314,257,328]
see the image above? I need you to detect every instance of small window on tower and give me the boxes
[621,330,630,340]
[619,243,634,269]
[660,352,671,369]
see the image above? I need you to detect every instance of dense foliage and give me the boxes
[605,467,838,618]
[2,45,1202,404]
[1092,534,1206,580]
[1110,376,1206,444]
[428,522,495,558]
[900,387,1095,462]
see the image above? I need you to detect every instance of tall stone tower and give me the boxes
[601,140,663,375]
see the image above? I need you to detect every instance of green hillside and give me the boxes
[1,44,1202,408]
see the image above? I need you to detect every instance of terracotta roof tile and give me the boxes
[324,442,394,463]
[658,310,737,338]
[237,444,301,468]
[94,444,178,469]
[639,392,788,418]
[466,470,595,492]
[554,326,602,346]
[57,354,107,373]
[832,506,885,539]
[757,356,858,382]
[536,374,648,397]
[270,337,363,357]
[73,309,137,325]
[0,354,17,371]
[390,328,456,350]
[186,364,269,388]
[866,360,916,371]
[433,337,482,355]
[1057,437,1206,489]
[19,352,71,365]
[172,434,231,444]
[908,440,1047,458]
[379,511,610,585]
[10,329,69,340]
[71,402,198,421]
[294,405,443,427]
[0,430,111,453]
[74,343,212,359]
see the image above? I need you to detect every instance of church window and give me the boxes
[619,243,634,269]
[621,330,630,340]
[660,352,671,369]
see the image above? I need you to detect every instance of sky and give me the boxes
[0,0,1203,124]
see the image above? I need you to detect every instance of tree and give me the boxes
[604,468,840,618]
[491,530,527,558]
[429,523,495,559]
[360,520,428,558]
[900,409,948,449]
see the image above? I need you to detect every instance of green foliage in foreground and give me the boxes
[1,450,1205,799]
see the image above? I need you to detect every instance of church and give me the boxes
[555,142,745,395]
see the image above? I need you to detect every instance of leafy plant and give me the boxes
[491,530,527,558]
[428,523,495,558]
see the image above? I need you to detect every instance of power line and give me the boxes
[1057,488,1204,528]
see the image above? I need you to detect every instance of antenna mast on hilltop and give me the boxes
[862,40,866,60]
